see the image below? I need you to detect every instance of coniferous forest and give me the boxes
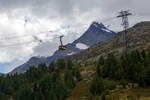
[90,50,150,99]
[0,59,81,100]
[0,50,150,100]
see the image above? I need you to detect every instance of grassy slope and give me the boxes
[140,97,150,100]
[65,65,150,100]
[65,66,95,100]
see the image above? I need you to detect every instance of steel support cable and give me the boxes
[0,40,38,48]
[0,30,54,40]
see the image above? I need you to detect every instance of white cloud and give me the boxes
[0,13,61,64]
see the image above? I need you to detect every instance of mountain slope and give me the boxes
[66,21,150,64]
[10,21,116,74]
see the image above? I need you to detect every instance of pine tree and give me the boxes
[103,54,118,79]
[57,59,66,69]
[49,61,55,73]
[66,60,73,70]
[96,65,102,77]
[73,68,82,81]
[90,77,104,95]
[14,84,33,100]
[98,56,104,66]
[64,70,75,89]
[0,91,8,100]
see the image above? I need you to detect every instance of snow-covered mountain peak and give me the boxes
[91,21,107,29]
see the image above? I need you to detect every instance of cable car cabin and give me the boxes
[58,35,67,51]
[59,45,67,51]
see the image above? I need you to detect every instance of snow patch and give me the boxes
[93,23,98,27]
[101,28,112,33]
[76,43,89,50]
[67,52,75,56]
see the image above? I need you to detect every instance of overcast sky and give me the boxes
[0,0,149,73]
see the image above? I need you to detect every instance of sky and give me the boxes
[0,0,150,73]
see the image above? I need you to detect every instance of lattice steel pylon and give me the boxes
[117,10,132,52]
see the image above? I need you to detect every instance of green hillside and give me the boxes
[1,49,150,100]
[65,50,150,100]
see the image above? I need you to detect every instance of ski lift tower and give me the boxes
[117,10,132,52]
